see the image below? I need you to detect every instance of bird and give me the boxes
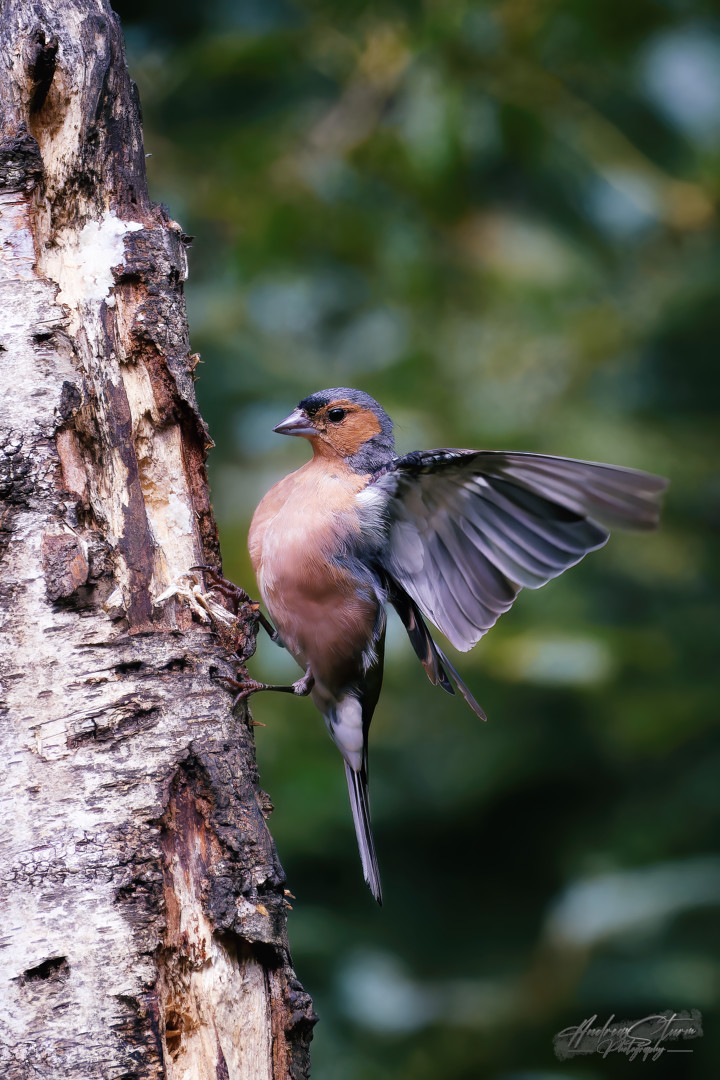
[236,387,667,904]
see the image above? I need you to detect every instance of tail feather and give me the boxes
[344,761,382,905]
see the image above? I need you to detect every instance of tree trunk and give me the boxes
[0,2,315,1077]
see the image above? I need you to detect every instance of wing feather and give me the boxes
[389,587,487,720]
[373,449,666,651]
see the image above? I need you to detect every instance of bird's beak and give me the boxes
[273,407,316,438]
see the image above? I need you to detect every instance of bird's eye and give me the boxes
[327,408,347,423]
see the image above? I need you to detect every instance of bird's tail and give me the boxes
[344,761,382,905]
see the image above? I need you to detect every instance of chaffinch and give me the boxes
[238,388,666,903]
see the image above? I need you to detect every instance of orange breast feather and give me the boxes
[249,459,379,691]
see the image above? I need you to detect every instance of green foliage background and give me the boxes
[115,1,719,1075]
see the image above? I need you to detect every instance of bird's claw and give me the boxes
[214,665,315,709]
[174,566,264,661]
[231,679,267,707]
[189,566,282,653]
[155,571,237,626]
[190,566,253,612]
[213,670,261,707]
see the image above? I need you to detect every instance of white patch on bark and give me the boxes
[43,211,142,321]
[0,192,36,279]
[122,363,201,591]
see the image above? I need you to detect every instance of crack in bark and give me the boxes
[28,30,58,115]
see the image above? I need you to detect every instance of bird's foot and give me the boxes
[191,566,281,648]
[155,571,238,628]
[179,565,273,660]
[216,666,315,709]
[191,566,252,612]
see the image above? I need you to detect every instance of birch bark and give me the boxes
[0,2,314,1076]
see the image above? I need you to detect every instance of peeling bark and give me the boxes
[0,2,315,1076]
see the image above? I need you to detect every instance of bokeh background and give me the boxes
[114,1,719,1076]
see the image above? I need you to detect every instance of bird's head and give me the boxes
[274,388,395,472]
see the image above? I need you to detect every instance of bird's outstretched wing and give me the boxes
[371,449,667,653]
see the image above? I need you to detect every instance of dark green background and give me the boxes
[114,1,719,1076]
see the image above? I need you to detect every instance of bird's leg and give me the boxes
[256,610,282,644]
[216,665,315,709]
[192,565,311,709]
[191,565,283,646]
